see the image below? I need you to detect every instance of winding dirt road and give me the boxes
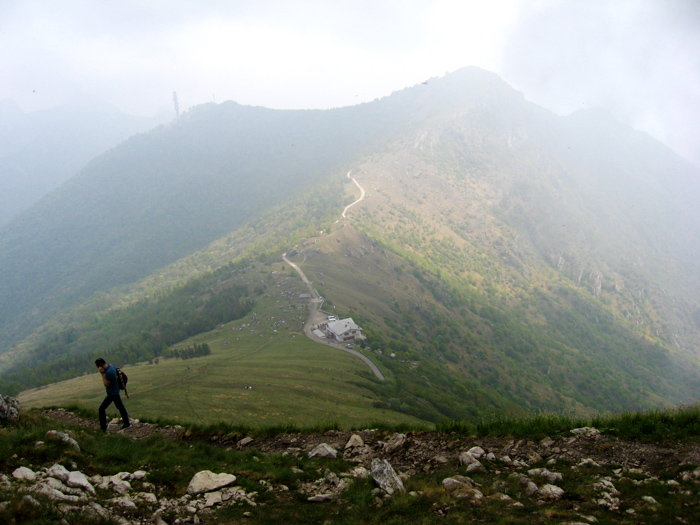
[282,170,384,380]
[341,170,366,218]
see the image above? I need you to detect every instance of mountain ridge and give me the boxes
[1,67,699,418]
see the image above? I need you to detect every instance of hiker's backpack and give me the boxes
[116,367,129,398]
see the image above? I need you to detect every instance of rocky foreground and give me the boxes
[2,407,700,524]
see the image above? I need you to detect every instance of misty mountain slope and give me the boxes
[1,67,699,416]
[283,111,700,413]
[0,102,390,351]
[287,221,688,416]
[0,67,541,356]
[314,97,700,407]
[366,99,700,358]
[0,99,169,226]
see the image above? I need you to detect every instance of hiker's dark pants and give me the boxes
[99,394,129,430]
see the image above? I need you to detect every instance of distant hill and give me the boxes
[0,98,170,226]
[1,67,699,420]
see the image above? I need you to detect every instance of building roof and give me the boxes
[327,318,360,335]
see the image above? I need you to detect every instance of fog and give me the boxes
[1,0,698,166]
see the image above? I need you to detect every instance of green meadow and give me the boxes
[19,312,424,429]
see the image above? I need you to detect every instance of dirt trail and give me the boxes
[341,169,366,218]
[40,408,700,480]
[282,170,383,380]
[282,251,384,381]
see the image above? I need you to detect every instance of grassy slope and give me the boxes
[284,134,698,415]
[19,273,425,429]
[16,151,697,422]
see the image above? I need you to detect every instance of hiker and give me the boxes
[95,357,131,432]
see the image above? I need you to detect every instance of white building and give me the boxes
[326,318,361,342]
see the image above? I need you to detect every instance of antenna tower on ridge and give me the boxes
[173,91,180,120]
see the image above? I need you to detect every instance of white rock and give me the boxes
[593,479,619,496]
[442,477,469,492]
[110,477,132,495]
[459,452,478,466]
[442,477,482,500]
[597,491,620,510]
[136,492,158,504]
[383,433,407,454]
[67,470,95,495]
[578,458,601,467]
[187,470,237,495]
[539,484,565,500]
[46,478,86,498]
[308,443,338,459]
[344,434,364,449]
[238,436,254,448]
[131,470,147,480]
[371,458,405,495]
[578,515,598,523]
[540,436,554,448]
[528,468,563,484]
[467,446,485,458]
[570,427,600,437]
[489,492,513,502]
[108,496,137,509]
[529,452,544,464]
[45,430,80,451]
[308,493,334,502]
[12,467,36,482]
[525,481,538,496]
[90,474,104,485]
[221,486,244,501]
[204,491,223,507]
[345,466,370,478]
[47,463,71,482]
[86,502,110,519]
[466,460,486,473]
[30,482,80,502]
[641,495,658,504]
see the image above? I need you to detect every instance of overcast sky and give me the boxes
[2,0,698,166]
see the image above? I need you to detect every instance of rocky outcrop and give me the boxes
[371,458,405,495]
[186,471,237,495]
[308,442,338,459]
[2,432,259,524]
[45,430,80,451]
[0,395,19,421]
[20,411,700,522]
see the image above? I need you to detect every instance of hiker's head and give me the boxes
[95,358,107,371]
